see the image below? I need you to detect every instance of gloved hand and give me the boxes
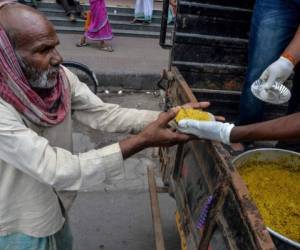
[177,119,235,145]
[260,56,294,90]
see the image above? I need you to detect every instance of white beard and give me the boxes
[29,69,58,89]
[16,52,58,89]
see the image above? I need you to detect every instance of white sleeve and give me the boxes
[64,67,160,134]
[0,102,125,191]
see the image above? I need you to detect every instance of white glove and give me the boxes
[260,56,294,90]
[177,119,235,145]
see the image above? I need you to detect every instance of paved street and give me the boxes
[70,92,180,250]
[57,34,169,89]
[70,189,180,250]
[57,34,168,75]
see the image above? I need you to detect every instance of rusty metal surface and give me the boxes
[184,141,263,249]
[159,145,178,194]
[159,68,278,250]
[148,167,166,250]
[168,0,254,90]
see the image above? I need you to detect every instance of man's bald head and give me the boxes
[0,3,63,89]
[0,3,55,49]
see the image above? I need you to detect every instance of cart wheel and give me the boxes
[62,61,99,94]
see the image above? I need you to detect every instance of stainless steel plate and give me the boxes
[251,79,291,105]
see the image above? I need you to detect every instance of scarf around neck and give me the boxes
[0,26,70,126]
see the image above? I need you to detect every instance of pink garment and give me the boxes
[85,0,113,41]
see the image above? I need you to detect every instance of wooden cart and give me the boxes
[147,0,299,249]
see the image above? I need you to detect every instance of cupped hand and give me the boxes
[139,109,194,147]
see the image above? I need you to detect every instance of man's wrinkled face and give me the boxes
[16,51,60,89]
[15,23,63,89]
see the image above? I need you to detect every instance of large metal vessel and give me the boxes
[233,148,300,249]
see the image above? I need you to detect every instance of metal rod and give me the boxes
[148,167,166,250]
[159,0,172,49]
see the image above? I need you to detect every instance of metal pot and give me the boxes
[232,148,300,249]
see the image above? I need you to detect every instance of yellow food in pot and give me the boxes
[239,162,300,242]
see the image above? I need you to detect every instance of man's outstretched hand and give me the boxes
[138,109,192,148]
[120,102,209,159]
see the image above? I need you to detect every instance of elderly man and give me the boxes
[0,2,206,249]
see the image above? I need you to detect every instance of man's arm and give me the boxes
[230,112,300,142]
[0,102,124,191]
[259,25,300,89]
[65,67,160,134]
[283,25,300,65]
[178,112,300,145]
[120,110,191,159]
[0,99,198,190]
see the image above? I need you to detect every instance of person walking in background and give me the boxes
[76,0,113,52]
[56,0,85,22]
[76,9,91,47]
[132,0,153,24]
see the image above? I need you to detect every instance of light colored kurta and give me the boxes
[0,67,159,238]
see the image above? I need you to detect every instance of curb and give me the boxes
[96,72,161,90]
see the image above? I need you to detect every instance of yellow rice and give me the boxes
[239,162,300,242]
[175,108,213,123]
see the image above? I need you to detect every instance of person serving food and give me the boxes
[176,107,300,149]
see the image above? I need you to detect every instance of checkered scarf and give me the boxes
[0,26,70,126]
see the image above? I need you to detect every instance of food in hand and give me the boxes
[175,108,214,123]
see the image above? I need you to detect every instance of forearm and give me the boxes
[120,109,193,158]
[75,85,160,134]
[69,66,160,133]
[119,134,147,159]
[230,113,300,142]
[283,25,300,64]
